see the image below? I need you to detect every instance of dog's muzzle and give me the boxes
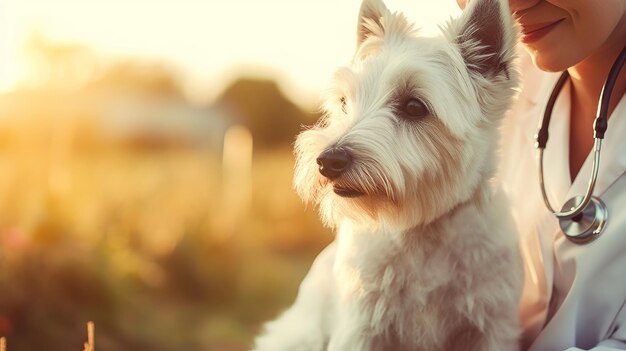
[317,148,365,197]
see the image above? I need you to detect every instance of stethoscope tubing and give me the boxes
[535,44,626,221]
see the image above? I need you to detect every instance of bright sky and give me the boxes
[0,0,461,105]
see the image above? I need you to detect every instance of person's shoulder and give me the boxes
[499,48,555,159]
[504,46,561,129]
[514,47,555,106]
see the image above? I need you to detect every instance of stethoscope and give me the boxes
[535,44,626,244]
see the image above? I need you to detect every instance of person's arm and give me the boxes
[564,337,626,350]
[564,301,626,351]
[565,341,626,351]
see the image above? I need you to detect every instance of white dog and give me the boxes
[254,0,522,349]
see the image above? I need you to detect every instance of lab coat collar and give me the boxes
[567,95,626,200]
[542,79,572,210]
[520,72,572,209]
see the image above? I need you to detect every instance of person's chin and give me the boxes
[526,48,572,73]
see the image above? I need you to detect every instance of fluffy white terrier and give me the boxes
[254,0,522,349]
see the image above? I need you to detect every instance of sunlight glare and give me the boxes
[3,0,461,104]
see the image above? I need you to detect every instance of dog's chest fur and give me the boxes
[330,189,519,350]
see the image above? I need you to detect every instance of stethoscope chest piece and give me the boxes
[559,195,608,244]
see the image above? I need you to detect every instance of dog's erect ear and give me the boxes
[357,0,390,46]
[447,0,516,78]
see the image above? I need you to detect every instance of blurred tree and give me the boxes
[25,31,99,89]
[24,31,185,98]
[216,79,318,149]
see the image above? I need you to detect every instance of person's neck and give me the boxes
[568,35,626,127]
[565,27,626,181]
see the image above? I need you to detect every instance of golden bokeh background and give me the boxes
[0,1,459,350]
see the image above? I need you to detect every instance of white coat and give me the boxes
[499,55,626,351]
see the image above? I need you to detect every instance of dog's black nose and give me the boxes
[317,148,351,179]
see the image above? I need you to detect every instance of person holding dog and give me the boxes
[457,0,626,350]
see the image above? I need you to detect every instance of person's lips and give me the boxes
[520,19,565,44]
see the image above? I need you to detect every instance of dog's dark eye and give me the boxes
[340,96,347,113]
[403,99,429,118]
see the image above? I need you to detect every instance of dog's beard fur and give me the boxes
[294,3,518,232]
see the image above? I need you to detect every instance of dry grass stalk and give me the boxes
[0,323,95,351]
[83,321,95,351]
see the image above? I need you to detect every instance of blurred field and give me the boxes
[0,37,332,351]
[0,144,332,350]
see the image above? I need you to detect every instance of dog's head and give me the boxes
[294,0,519,230]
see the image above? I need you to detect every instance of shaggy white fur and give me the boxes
[253,0,523,349]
